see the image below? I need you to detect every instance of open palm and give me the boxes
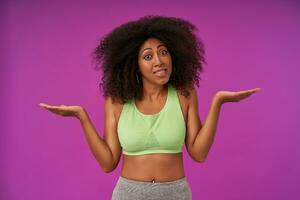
[216,87,261,104]
[39,103,84,118]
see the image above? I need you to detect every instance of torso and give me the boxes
[114,88,189,183]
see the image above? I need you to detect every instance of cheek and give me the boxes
[142,67,153,77]
[163,55,172,63]
[164,58,173,71]
[168,59,172,66]
[138,60,151,72]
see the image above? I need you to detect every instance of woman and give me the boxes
[39,15,260,200]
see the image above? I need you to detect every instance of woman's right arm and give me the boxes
[77,96,121,173]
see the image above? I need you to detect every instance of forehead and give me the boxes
[139,37,166,51]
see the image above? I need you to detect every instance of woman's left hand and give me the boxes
[215,87,261,104]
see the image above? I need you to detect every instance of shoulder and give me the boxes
[104,96,124,120]
[175,85,198,107]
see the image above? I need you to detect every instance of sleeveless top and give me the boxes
[117,84,186,155]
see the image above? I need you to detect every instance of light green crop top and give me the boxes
[117,84,186,156]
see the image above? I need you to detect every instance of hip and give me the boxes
[112,176,192,200]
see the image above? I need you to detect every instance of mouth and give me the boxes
[153,68,167,77]
[153,68,167,74]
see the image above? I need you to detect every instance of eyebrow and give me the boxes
[141,44,166,53]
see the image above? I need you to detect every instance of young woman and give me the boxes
[39,15,260,200]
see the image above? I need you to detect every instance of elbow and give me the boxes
[102,166,114,173]
[195,155,206,163]
[102,163,117,173]
[196,158,205,163]
[189,150,206,163]
[103,168,113,173]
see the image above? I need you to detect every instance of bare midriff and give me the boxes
[120,152,185,183]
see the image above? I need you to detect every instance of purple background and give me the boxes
[1,0,299,199]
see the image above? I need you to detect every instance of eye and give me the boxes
[161,49,169,55]
[144,54,152,60]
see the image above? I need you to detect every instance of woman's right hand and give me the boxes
[39,103,85,119]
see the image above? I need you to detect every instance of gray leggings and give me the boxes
[111,176,192,200]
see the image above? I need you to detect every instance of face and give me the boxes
[138,37,172,86]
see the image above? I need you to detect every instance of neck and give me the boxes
[141,82,168,102]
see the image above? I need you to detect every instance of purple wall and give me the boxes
[1,0,299,199]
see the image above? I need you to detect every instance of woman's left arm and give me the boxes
[186,87,261,163]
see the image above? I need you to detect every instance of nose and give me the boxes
[153,53,163,66]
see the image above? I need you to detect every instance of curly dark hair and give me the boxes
[92,15,206,104]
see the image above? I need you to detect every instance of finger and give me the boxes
[239,89,260,99]
[39,103,58,109]
[40,103,52,108]
[47,106,61,110]
[253,88,261,92]
[41,104,61,110]
[39,103,50,107]
[247,88,261,95]
[239,88,260,95]
[248,88,261,93]
[40,104,52,109]
[238,92,252,99]
[236,90,251,96]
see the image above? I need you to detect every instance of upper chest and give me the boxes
[114,90,189,124]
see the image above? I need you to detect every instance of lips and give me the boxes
[153,68,167,77]
[153,68,167,74]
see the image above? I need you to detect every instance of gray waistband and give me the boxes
[118,176,187,185]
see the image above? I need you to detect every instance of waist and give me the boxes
[121,153,185,182]
[119,175,187,184]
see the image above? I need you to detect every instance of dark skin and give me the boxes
[39,37,261,182]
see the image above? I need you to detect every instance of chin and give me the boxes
[157,77,170,85]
